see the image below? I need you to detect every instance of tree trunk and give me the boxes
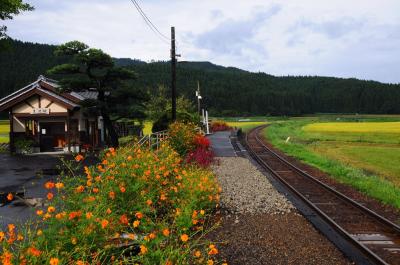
[98,90,119,148]
[102,112,119,148]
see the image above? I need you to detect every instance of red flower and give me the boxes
[185,147,214,167]
[119,214,129,225]
[194,135,210,149]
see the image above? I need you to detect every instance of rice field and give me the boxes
[226,121,267,132]
[304,122,400,133]
[143,120,153,135]
[265,117,400,208]
[0,120,9,143]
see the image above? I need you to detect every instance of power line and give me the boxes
[129,0,170,44]
[132,0,170,41]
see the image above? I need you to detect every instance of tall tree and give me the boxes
[48,41,145,147]
[0,0,33,49]
[146,85,196,120]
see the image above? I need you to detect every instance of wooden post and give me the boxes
[9,110,15,153]
[171,26,177,121]
[67,111,71,152]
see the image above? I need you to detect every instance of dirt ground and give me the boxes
[207,211,353,265]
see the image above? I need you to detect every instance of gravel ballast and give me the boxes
[209,156,352,265]
[212,157,293,214]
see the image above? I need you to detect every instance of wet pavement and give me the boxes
[207,131,237,157]
[0,153,65,229]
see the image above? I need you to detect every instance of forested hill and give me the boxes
[1,39,400,116]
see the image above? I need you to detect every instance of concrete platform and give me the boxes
[207,131,236,157]
[0,153,64,229]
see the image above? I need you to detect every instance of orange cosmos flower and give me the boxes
[108,191,115,200]
[97,165,104,172]
[194,250,201,258]
[146,199,152,206]
[55,213,63,219]
[106,208,112,214]
[208,246,218,255]
[36,210,43,216]
[135,212,143,219]
[27,247,42,257]
[47,192,54,200]
[207,260,214,265]
[6,193,13,201]
[49,257,59,265]
[149,233,156,239]
[44,181,55,189]
[126,233,136,240]
[86,180,92,187]
[192,210,198,219]
[160,194,167,201]
[92,188,99,193]
[68,211,82,220]
[133,220,140,228]
[140,245,147,255]
[1,251,12,265]
[180,234,189,242]
[0,231,4,242]
[86,212,93,219]
[75,186,84,193]
[55,182,64,189]
[83,196,96,202]
[162,229,170,237]
[120,214,129,225]
[7,224,14,232]
[101,219,109,229]
[119,186,126,193]
[47,206,55,213]
[75,154,84,162]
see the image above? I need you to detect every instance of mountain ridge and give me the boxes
[0,39,399,115]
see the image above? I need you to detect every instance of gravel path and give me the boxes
[212,157,293,214]
[209,156,352,265]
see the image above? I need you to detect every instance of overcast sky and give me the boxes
[5,0,400,83]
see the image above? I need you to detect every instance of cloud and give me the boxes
[193,5,281,59]
[3,0,400,83]
[289,17,365,40]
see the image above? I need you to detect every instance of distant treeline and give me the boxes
[1,39,399,116]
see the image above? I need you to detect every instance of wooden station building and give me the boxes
[0,75,104,153]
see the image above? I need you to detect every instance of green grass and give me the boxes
[265,118,400,209]
[226,121,268,132]
[143,121,153,135]
[0,120,9,143]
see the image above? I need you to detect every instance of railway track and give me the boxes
[245,125,400,265]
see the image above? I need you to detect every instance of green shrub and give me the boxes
[0,144,221,264]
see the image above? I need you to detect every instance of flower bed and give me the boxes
[210,121,231,132]
[168,122,214,167]
[0,124,223,264]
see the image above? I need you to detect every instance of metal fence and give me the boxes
[0,143,9,152]
[137,130,168,150]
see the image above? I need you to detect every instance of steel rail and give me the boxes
[245,125,400,265]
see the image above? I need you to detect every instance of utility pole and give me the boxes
[196,81,202,116]
[171,26,177,121]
